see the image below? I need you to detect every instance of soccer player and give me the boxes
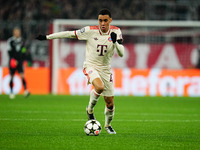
[36,8,124,134]
[7,27,30,99]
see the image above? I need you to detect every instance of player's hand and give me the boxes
[36,35,47,40]
[111,32,117,43]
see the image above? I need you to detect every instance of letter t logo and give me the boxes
[97,45,107,56]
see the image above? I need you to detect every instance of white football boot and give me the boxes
[9,93,15,99]
[24,90,30,98]
[105,126,116,134]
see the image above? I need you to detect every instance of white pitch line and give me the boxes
[0,118,200,123]
[0,110,84,114]
[72,119,200,123]
[0,110,199,117]
[115,119,200,123]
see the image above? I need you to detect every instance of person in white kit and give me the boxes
[36,8,124,134]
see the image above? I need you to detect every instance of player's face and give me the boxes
[98,15,112,33]
[13,29,21,38]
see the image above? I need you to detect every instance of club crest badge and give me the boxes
[108,37,112,42]
[89,70,93,74]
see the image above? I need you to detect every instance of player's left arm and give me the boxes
[111,31,124,57]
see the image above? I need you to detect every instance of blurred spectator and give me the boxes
[0,0,199,40]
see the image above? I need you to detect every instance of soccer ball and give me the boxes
[84,120,102,136]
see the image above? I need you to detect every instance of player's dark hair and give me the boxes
[98,8,111,18]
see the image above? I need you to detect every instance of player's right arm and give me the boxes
[36,26,90,40]
[36,31,76,40]
[7,38,15,59]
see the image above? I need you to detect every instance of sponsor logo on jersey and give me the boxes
[94,37,98,40]
[108,37,112,42]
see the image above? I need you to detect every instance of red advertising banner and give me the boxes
[1,67,200,97]
[0,67,50,94]
[57,68,200,97]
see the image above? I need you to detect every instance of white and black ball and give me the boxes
[84,120,102,136]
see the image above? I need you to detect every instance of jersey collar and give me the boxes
[99,25,111,35]
[13,36,22,41]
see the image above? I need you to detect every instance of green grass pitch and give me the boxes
[0,95,200,150]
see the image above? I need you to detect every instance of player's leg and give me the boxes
[18,64,30,97]
[88,78,104,111]
[9,73,15,99]
[9,65,16,99]
[83,67,104,120]
[9,74,14,93]
[19,72,26,89]
[104,96,116,134]
[87,78,104,120]
[19,72,30,97]
[101,71,116,134]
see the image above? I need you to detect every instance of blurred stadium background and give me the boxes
[0,0,200,96]
[0,1,200,149]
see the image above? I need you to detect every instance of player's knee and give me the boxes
[20,73,24,78]
[106,102,114,110]
[95,84,104,94]
[10,74,14,80]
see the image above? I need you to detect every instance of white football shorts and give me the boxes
[83,67,114,97]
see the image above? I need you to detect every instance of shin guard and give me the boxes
[105,106,115,127]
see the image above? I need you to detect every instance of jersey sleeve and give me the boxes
[7,38,13,51]
[7,38,14,58]
[75,26,91,40]
[116,28,123,41]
